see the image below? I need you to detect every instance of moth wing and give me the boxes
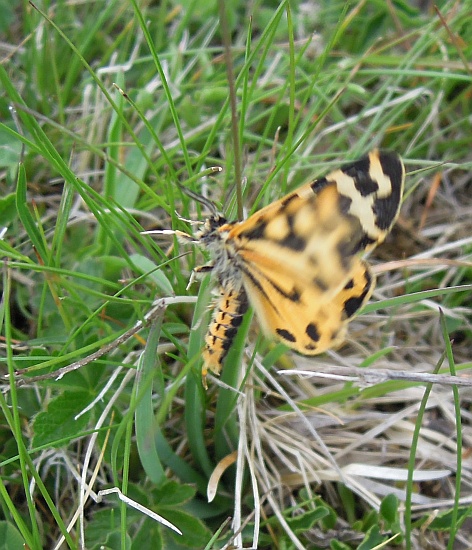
[243,257,374,354]
[216,149,404,357]
[233,148,404,253]
[233,183,367,300]
[229,183,367,353]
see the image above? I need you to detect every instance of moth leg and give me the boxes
[173,211,205,226]
[187,264,214,289]
[202,286,249,388]
[141,228,196,241]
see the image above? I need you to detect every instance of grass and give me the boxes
[1,0,471,548]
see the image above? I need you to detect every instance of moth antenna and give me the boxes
[177,183,220,216]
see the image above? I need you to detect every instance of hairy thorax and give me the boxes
[198,216,245,290]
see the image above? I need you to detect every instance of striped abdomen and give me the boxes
[202,285,249,383]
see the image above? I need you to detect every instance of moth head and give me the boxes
[178,183,227,236]
[196,214,228,246]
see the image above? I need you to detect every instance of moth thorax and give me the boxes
[202,233,242,291]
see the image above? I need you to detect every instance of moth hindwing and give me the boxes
[183,149,405,384]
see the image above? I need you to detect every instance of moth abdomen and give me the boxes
[202,286,249,384]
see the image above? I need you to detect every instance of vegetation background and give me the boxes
[0,0,471,548]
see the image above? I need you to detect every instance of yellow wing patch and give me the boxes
[181,149,405,383]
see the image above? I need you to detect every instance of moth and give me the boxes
[168,150,404,384]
